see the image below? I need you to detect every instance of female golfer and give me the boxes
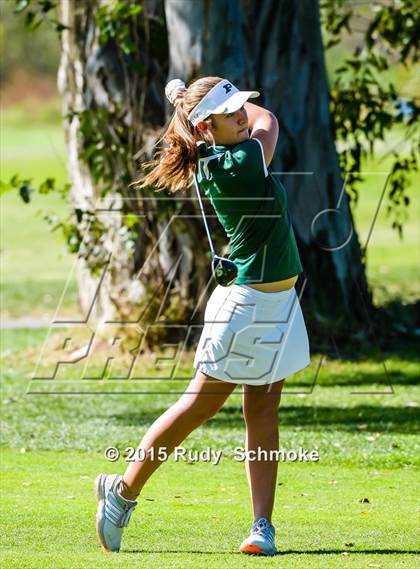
[95,76,310,556]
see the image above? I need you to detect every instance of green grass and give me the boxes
[0,330,419,567]
[1,448,418,568]
[350,154,419,306]
[1,99,77,318]
[1,329,419,467]
[1,327,50,353]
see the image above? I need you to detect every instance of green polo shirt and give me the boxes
[196,138,303,284]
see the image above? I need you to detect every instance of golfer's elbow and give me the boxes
[253,110,278,133]
[251,113,279,166]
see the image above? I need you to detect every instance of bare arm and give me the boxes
[244,102,279,166]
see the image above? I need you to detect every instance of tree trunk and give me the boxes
[57,0,210,347]
[57,0,142,332]
[57,0,373,349]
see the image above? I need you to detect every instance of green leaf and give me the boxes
[39,0,55,13]
[14,0,30,14]
[127,58,144,75]
[39,177,56,194]
[124,213,138,229]
[19,182,34,203]
[52,20,70,32]
[10,174,21,187]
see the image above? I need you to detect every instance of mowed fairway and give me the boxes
[1,99,419,568]
[1,448,418,569]
[1,100,77,320]
[1,327,419,568]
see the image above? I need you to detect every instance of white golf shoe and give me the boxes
[239,517,278,556]
[94,473,137,553]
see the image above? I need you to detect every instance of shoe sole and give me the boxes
[240,543,263,554]
[94,474,112,554]
[240,543,277,556]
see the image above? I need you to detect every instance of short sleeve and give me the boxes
[225,138,268,179]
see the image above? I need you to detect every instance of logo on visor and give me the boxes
[223,83,233,93]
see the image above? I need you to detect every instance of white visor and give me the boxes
[188,79,260,126]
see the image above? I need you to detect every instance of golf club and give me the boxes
[192,173,238,287]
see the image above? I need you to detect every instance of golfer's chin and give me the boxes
[216,130,249,146]
[237,128,249,142]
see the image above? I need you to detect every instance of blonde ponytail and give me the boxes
[132,76,223,194]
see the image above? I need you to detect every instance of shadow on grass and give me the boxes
[124,547,419,555]
[288,367,419,387]
[111,404,419,434]
[298,338,420,388]
[311,339,419,362]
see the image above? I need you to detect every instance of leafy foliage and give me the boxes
[13,0,68,32]
[95,0,142,57]
[321,0,419,238]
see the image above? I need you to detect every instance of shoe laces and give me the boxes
[105,487,137,528]
[120,505,135,527]
[250,517,275,544]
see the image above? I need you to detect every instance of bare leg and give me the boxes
[242,380,284,522]
[120,371,237,500]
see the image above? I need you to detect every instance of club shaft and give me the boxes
[193,174,216,257]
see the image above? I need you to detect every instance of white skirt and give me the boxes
[193,283,310,385]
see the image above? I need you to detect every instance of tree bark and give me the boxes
[57,0,210,347]
[57,0,141,331]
